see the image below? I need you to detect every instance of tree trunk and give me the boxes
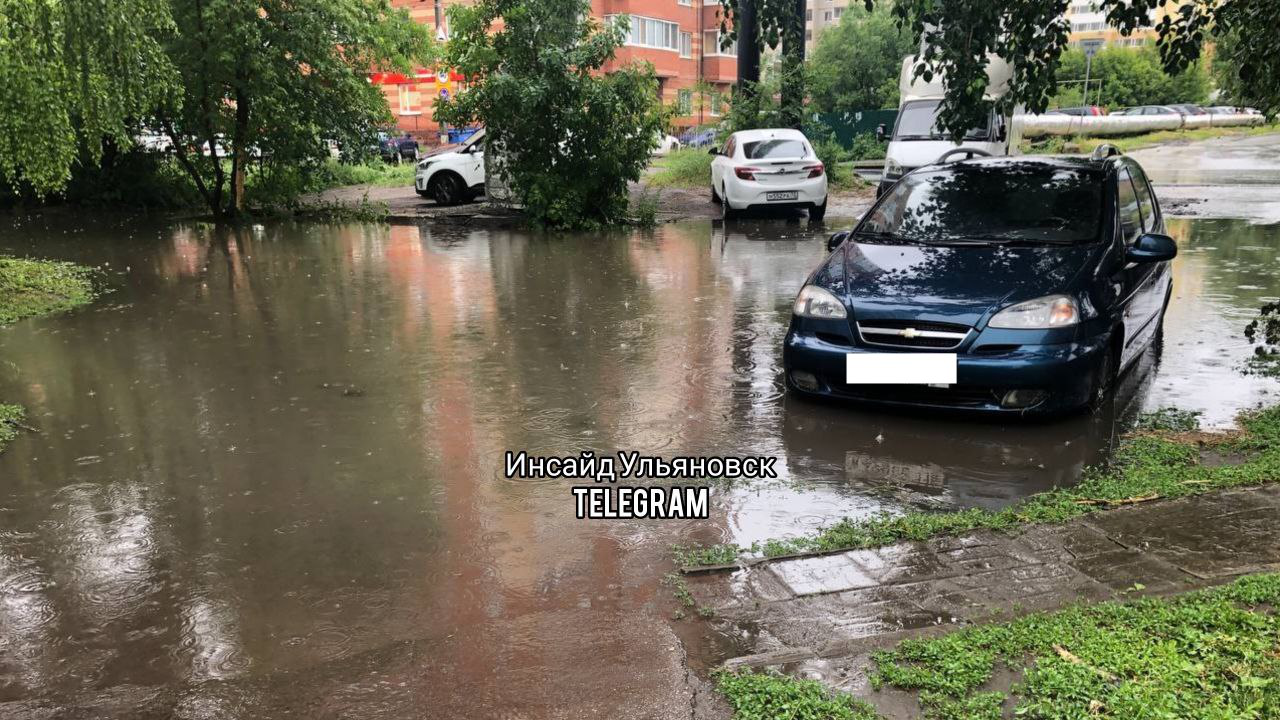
[735,0,760,90]
[779,0,806,129]
[229,86,251,216]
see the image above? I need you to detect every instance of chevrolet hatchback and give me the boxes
[783,150,1176,414]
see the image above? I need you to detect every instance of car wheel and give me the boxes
[809,198,827,222]
[721,187,738,220]
[430,173,463,206]
[1089,341,1118,412]
[710,184,720,203]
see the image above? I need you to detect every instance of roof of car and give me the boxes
[916,155,1117,177]
[731,128,808,142]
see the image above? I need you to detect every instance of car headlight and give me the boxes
[883,158,903,178]
[988,295,1079,329]
[793,285,847,319]
[416,159,432,170]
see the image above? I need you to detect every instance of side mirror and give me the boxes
[708,146,719,156]
[875,124,887,142]
[827,230,851,252]
[1127,233,1177,263]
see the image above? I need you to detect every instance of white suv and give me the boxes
[415,129,486,205]
[709,128,828,221]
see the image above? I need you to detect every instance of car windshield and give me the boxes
[859,163,1104,245]
[894,100,991,141]
[742,138,807,159]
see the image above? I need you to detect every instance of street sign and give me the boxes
[1082,39,1105,58]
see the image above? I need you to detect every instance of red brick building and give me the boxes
[379,0,736,144]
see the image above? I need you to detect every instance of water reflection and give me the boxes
[0,214,1276,716]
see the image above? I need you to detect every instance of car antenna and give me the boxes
[1090,144,1121,160]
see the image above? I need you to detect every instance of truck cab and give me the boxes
[877,56,1023,196]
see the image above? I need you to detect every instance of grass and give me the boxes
[305,159,417,189]
[0,256,98,325]
[1134,406,1203,432]
[872,572,1280,719]
[1022,122,1280,156]
[677,403,1280,567]
[715,573,1280,719]
[0,403,23,453]
[0,257,99,454]
[716,668,883,720]
[647,149,713,189]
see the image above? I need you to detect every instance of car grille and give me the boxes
[855,320,971,350]
[838,384,1001,408]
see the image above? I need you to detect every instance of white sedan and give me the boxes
[709,128,828,221]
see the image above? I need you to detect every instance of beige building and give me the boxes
[804,0,851,54]
[1065,1,1164,49]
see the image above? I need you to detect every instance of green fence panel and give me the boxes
[813,109,899,147]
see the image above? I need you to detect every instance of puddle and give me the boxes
[0,212,1277,716]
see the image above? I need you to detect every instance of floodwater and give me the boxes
[0,212,1277,718]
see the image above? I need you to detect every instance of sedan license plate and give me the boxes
[765,191,799,201]
[846,353,958,385]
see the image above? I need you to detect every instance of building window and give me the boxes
[611,15,682,51]
[680,32,692,58]
[709,91,723,117]
[398,85,413,114]
[677,89,692,115]
[703,30,737,56]
[805,8,811,20]
[823,10,831,21]
[805,29,812,41]
[678,0,692,5]
[833,7,842,18]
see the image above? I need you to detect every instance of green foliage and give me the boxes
[0,0,175,194]
[0,403,23,454]
[156,0,432,217]
[647,149,714,189]
[1054,45,1210,109]
[715,669,883,720]
[873,573,1280,718]
[679,404,1280,566]
[807,5,915,114]
[436,0,664,229]
[846,132,887,161]
[1244,301,1280,377]
[1209,1,1280,117]
[631,187,660,228]
[0,257,98,325]
[1135,407,1203,432]
[672,543,740,568]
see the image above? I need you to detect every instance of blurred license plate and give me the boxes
[766,191,798,201]
[846,353,957,384]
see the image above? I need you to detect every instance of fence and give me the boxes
[812,109,899,146]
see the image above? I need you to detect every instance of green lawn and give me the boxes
[1022,122,1280,156]
[718,572,1280,720]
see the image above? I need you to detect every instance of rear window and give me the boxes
[742,139,807,159]
[861,163,1104,245]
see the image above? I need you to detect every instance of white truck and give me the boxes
[876,55,1023,196]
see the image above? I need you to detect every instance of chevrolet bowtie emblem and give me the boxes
[900,328,919,339]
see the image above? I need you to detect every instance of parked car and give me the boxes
[1167,104,1208,116]
[679,126,718,148]
[783,148,1175,415]
[1109,105,1180,116]
[653,132,683,156]
[709,128,828,221]
[378,132,419,163]
[1046,106,1106,116]
[415,128,486,205]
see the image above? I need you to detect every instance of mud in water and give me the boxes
[0,211,1277,717]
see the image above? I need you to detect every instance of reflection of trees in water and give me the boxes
[1167,218,1280,313]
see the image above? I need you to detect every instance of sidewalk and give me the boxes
[687,484,1280,715]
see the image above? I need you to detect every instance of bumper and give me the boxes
[782,330,1109,415]
[726,176,828,210]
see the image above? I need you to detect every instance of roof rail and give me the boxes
[1090,143,1121,160]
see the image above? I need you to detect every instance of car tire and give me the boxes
[710,184,720,203]
[1089,341,1119,413]
[721,187,740,220]
[430,173,464,206]
[809,198,827,222]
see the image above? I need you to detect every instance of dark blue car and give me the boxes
[783,149,1176,415]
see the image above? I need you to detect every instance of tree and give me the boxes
[1054,45,1209,109]
[155,0,432,218]
[844,0,1280,139]
[717,0,807,129]
[435,0,664,228]
[807,5,916,114]
[0,0,175,195]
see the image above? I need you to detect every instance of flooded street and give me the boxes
[1,204,1278,716]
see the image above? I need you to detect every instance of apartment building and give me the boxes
[1064,1,1162,49]
[377,0,737,143]
[804,0,849,54]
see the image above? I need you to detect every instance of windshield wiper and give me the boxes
[852,230,913,244]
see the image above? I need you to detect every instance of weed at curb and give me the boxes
[715,668,883,720]
[0,403,24,454]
